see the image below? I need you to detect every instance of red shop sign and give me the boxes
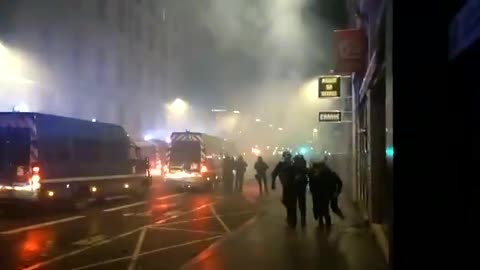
[334,28,368,74]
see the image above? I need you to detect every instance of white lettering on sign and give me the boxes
[319,113,341,121]
[320,91,339,97]
[321,77,338,84]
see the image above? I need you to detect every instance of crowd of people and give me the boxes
[223,151,345,230]
[221,155,248,194]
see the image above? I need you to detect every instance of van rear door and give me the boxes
[0,127,31,184]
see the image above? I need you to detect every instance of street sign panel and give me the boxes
[334,29,367,73]
[318,76,341,98]
[319,111,342,122]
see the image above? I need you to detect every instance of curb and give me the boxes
[178,215,259,270]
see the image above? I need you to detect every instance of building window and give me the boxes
[149,0,156,16]
[117,0,125,32]
[97,0,108,20]
[135,15,142,41]
[96,49,106,86]
[71,37,82,74]
[148,25,155,50]
[117,57,124,85]
[40,29,51,55]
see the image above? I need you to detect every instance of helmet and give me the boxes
[282,151,292,160]
[293,155,303,162]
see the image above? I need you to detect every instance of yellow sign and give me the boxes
[318,76,341,98]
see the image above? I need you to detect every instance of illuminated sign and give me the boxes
[318,111,342,122]
[318,76,341,98]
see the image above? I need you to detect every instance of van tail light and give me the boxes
[32,166,40,173]
[30,174,41,190]
[200,165,208,173]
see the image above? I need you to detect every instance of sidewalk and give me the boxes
[180,188,389,270]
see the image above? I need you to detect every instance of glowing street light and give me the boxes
[313,128,318,133]
[168,98,188,115]
[278,127,283,131]
[233,110,240,114]
[12,103,29,112]
[0,42,34,85]
[144,134,153,141]
[269,124,273,127]
[91,118,97,122]
[255,118,261,122]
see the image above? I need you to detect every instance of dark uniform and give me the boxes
[308,162,343,230]
[222,156,234,194]
[254,156,269,195]
[234,156,247,192]
[272,152,309,228]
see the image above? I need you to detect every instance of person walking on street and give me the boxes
[254,156,269,195]
[222,155,234,194]
[234,155,247,192]
[328,166,345,220]
[271,151,293,212]
[308,162,342,231]
[272,152,309,228]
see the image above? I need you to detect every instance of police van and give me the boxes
[0,112,150,209]
[164,131,236,191]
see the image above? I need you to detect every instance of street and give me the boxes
[0,178,261,270]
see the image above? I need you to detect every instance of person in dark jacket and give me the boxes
[222,156,234,194]
[308,162,343,230]
[272,152,309,228]
[271,151,293,209]
[234,155,248,192]
[254,156,269,195]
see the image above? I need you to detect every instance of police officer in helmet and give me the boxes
[272,151,309,228]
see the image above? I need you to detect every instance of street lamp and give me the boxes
[12,103,29,112]
[0,42,34,85]
[168,98,188,115]
[278,127,283,131]
[255,118,261,122]
[313,128,318,133]
[233,110,240,114]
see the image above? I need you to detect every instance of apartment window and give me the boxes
[97,0,108,20]
[96,48,106,86]
[138,64,143,87]
[71,31,83,74]
[40,29,51,55]
[135,15,142,41]
[117,0,125,32]
[149,0,156,16]
[148,25,155,50]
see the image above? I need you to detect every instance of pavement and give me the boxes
[179,187,389,270]
[0,178,388,270]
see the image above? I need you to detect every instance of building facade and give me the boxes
[346,0,392,264]
[0,0,169,137]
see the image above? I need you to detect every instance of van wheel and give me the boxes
[71,187,90,210]
[133,181,150,200]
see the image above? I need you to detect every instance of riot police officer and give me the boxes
[272,152,309,228]
[271,151,293,210]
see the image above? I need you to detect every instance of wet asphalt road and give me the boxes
[0,178,261,270]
